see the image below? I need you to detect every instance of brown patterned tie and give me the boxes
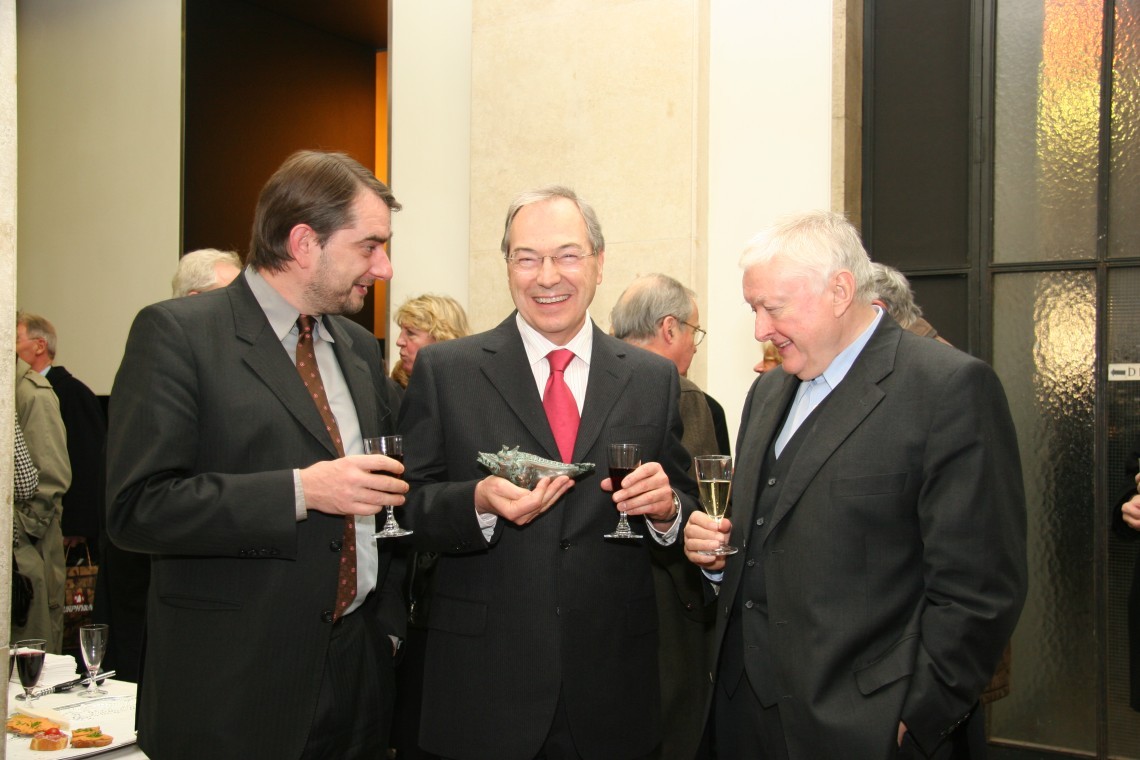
[296,315,355,620]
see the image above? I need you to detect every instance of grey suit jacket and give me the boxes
[715,316,1027,759]
[106,275,403,760]
[398,315,699,760]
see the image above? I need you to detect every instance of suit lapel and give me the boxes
[479,316,562,461]
[761,320,900,542]
[574,329,633,462]
[229,278,340,458]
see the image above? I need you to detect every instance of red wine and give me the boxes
[609,466,636,489]
[386,453,404,464]
[16,650,44,689]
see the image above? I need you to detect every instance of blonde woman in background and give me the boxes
[391,294,471,388]
[389,292,469,760]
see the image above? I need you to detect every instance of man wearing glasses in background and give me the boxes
[398,186,699,760]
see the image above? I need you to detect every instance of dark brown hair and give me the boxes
[248,150,401,273]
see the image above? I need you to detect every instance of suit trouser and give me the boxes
[301,609,394,760]
[712,673,790,760]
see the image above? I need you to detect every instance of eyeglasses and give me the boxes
[505,252,597,272]
[679,320,707,346]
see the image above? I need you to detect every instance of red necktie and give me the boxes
[296,315,355,620]
[543,349,580,463]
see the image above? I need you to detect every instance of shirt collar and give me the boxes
[245,267,335,343]
[516,312,594,368]
[816,305,884,391]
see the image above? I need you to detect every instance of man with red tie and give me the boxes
[107,150,408,760]
[398,186,699,760]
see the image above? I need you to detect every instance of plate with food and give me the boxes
[6,696,136,757]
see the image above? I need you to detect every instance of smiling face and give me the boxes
[743,257,850,380]
[303,191,393,315]
[396,324,436,376]
[506,196,603,345]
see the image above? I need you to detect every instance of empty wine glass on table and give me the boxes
[604,442,644,540]
[13,638,46,704]
[365,435,413,539]
[693,455,738,555]
[78,624,109,698]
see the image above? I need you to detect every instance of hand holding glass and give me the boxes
[694,455,738,555]
[364,435,412,538]
[79,624,109,698]
[13,639,46,704]
[604,443,644,540]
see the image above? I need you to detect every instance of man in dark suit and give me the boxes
[16,311,106,557]
[684,210,1027,759]
[107,150,407,760]
[398,186,699,760]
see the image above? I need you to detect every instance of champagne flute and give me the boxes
[604,443,644,540]
[693,455,738,555]
[13,639,46,704]
[78,624,109,698]
[365,435,413,538]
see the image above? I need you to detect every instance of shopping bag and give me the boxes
[63,545,98,648]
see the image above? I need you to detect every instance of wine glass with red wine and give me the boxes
[365,435,412,539]
[604,442,644,540]
[13,638,46,704]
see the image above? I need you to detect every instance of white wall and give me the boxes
[387,1,473,365]
[16,0,182,394]
[705,2,834,444]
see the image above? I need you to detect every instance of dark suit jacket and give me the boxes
[1111,451,1140,710]
[45,365,107,549]
[106,276,404,760]
[398,315,699,760]
[715,317,1027,759]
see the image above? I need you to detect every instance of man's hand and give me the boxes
[475,475,573,526]
[1123,476,1140,531]
[684,511,732,571]
[897,721,908,747]
[299,454,407,517]
[602,461,676,523]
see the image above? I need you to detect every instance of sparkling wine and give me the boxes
[16,650,45,689]
[698,478,732,520]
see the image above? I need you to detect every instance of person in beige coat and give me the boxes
[13,357,71,652]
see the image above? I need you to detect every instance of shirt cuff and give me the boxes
[478,509,497,541]
[294,469,308,521]
[646,491,682,546]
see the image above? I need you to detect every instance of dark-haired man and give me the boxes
[108,150,407,760]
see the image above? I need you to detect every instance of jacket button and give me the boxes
[755,517,765,527]
[321,610,335,624]
[745,600,755,609]
[767,477,777,486]
[746,558,756,567]
[685,602,695,611]
[329,540,343,552]
[560,540,571,550]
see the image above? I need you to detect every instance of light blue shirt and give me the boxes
[245,267,378,615]
[774,306,885,457]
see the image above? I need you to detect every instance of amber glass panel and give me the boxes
[994,1,1101,263]
[1107,267,1140,757]
[989,271,1095,753]
[1111,0,1140,259]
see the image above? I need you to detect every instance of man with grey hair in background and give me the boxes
[610,272,722,760]
[171,248,242,297]
[869,262,950,345]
